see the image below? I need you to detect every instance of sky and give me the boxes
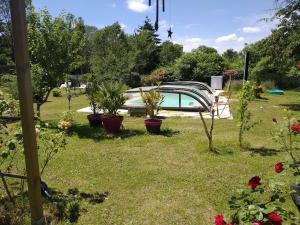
[31,0,278,53]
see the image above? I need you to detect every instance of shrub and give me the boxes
[52,88,62,97]
[142,67,175,86]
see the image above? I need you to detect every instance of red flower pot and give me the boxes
[87,114,102,127]
[101,115,123,134]
[144,119,162,134]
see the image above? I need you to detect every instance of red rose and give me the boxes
[252,221,265,225]
[291,122,300,134]
[297,63,300,70]
[268,212,283,225]
[272,118,277,123]
[275,163,284,173]
[248,176,261,190]
[215,214,226,225]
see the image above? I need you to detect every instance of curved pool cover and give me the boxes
[124,82,214,112]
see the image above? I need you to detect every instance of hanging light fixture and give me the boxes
[148,0,166,30]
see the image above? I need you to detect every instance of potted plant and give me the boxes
[97,82,127,134]
[85,74,102,127]
[140,87,164,134]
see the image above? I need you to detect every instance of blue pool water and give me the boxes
[126,92,200,108]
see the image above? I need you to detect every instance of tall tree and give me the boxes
[128,30,159,76]
[90,22,129,81]
[159,41,183,66]
[137,17,161,44]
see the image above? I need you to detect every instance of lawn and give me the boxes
[3,90,300,224]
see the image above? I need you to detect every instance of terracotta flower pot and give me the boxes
[87,114,102,127]
[144,119,162,134]
[101,115,123,134]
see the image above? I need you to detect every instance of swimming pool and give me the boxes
[124,85,213,112]
[126,92,201,108]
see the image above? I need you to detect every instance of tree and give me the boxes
[195,45,218,54]
[174,48,225,81]
[137,17,161,45]
[90,23,129,81]
[0,0,32,71]
[159,41,183,66]
[274,0,300,28]
[128,30,159,76]
[28,8,86,117]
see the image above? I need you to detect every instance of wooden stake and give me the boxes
[9,0,45,224]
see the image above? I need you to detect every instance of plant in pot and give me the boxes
[140,87,164,134]
[85,74,102,127]
[97,81,127,134]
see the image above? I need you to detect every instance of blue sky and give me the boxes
[32,0,278,52]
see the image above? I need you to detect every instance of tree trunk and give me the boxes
[36,103,41,118]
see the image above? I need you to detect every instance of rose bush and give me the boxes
[214,111,300,225]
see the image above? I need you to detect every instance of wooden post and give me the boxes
[9,0,45,224]
[243,52,250,82]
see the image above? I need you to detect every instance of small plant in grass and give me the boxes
[58,111,74,130]
[52,88,62,97]
[38,124,67,175]
[237,81,259,148]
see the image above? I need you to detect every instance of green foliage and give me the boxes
[159,41,183,66]
[128,30,160,76]
[140,86,164,119]
[142,66,175,85]
[0,92,19,116]
[97,82,127,116]
[67,201,80,223]
[90,23,129,81]
[28,7,86,116]
[37,125,67,175]
[226,179,296,224]
[85,73,101,114]
[52,88,62,97]
[121,72,142,88]
[237,81,258,148]
[174,47,225,81]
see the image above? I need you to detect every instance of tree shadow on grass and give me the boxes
[279,103,300,111]
[0,185,109,224]
[247,147,281,157]
[67,124,146,141]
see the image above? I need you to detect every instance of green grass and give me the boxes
[3,90,300,224]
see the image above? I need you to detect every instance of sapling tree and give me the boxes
[237,81,258,148]
[199,109,216,153]
[28,8,86,117]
